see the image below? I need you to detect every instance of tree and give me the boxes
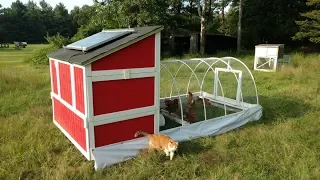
[53,3,75,37]
[197,0,209,55]
[237,0,243,52]
[293,0,320,44]
[218,0,232,34]
[26,1,46,43]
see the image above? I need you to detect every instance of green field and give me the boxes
[0,45,320,179]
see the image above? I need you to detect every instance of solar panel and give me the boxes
[66,29,134,52]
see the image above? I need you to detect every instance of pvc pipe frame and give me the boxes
[160,57,259,125]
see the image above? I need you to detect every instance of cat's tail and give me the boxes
[134,130,149,137]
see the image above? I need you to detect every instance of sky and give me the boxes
[1,0,94,11]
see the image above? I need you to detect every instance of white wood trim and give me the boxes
[90,67,156,77]
[84,65,95,150]
[85,69,94,122]
[49,59,54,97]
[85,64,92,77]
[92,134,149,151]
[88,122,95,157]
[92,109,156,126]
[51,93,55,125]
[85,127,91,160]
[154,32,161,134]
[93,106,156,122]
[91,72,156,82]
[51,92,86,120]
[53,120,90,160]
[82,65,92,160]
[83,67,89,118]
[70,64,76,107]
[55,61,61,96]
[73,63,85,69]
[50,58,71,65]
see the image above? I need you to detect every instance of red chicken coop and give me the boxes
[47,26,163,161]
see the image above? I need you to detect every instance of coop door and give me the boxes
[256,57,276,70]
[213,68,242,104]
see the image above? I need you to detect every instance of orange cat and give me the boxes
[186,92,197,123]
[134,131,179,160]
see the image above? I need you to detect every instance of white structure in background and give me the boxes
[253,44,291,72]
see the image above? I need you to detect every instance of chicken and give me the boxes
[186,92,197,123]
[164,98,179,114]
[196,97,212,105]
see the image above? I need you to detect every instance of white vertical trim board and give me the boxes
[70,64,76,107]
[51,92,56,124]
[88,122,95,159]
[82,65,91,159]
[53,120,90,160]
[85,65,94,122]
[85,127,91,160]
[78,64,91,160]
[85,64,92,77]
[55,61,61,96]
[154,32,161,134]
[49,59,54,96]
[85,65,95,150]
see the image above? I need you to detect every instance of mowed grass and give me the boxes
[0,45,320,179]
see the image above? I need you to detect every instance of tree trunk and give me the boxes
[200,16,206,54]
[237,0,243,53]
[198,0,207,55]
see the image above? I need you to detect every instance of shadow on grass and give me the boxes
[253,95,316,125]
[176,140,213,156]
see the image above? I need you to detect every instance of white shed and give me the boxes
[253,44,289,72]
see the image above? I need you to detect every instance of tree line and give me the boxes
[0,0,319,51]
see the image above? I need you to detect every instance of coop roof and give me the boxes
[255,44,284,47]
[47,26,164,65]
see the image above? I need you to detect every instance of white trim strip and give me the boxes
[49,59,54,96]
[51,92,86,121]
[154,32,161,134]
[70,65,76,107]
[91,72,156,82]
[93,106,156,122]
[92,108,156,126]
[53,120,90,160]
[55,61,61,96]
[50,58,71,65]
[73,63,85,69]
[82,65,93,160]
[91,67,156,77]
[85,65,95,150]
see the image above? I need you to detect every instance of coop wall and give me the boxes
[84,33,161,149]
[49,59,90,160]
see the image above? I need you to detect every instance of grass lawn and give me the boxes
[0,45,319,179]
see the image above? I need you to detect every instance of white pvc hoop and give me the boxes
[160,57,259,126]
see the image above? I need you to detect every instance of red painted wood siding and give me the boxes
[91,35,155,71]
[59,63,72,105]
[53,97,87,151]
[92,77,154,116]
[74,67,85,114]
[50,59,58,94]
[94,115,154,147]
